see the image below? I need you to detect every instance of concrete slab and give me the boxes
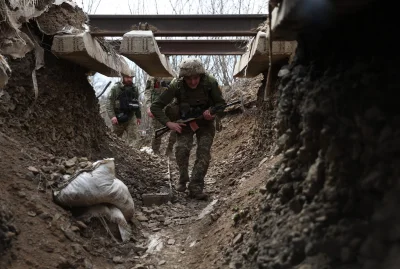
[120,31,175,77]
[271,0,303,41]
[51,32,133,77]
[233,31,296,78]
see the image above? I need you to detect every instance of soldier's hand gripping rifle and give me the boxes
[155,100,241,138]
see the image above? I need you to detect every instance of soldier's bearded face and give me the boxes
[184,75,201,89]
[123,76,133,85]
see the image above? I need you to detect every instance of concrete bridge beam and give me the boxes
[51,32,134,77]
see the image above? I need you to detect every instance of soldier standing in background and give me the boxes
[145,76,177,156]
[106,75,141,148]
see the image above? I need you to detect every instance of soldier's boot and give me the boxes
[176,171,189,192]
[176,182,187,192]
[188,182,208,200]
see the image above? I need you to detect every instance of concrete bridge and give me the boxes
[51,14,270,78]
[51,1,369,79]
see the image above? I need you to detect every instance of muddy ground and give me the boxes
[0,106,267,269]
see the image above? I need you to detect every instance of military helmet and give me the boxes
[121,73,134,83]
[178,58,205,77]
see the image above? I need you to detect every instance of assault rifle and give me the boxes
[154,100,241,138]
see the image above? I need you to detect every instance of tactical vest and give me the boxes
[115,84,139,114]
[175,75,215,119]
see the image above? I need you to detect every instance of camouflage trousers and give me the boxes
[175,123,215,194]
[151,118,177,155]
[112,117,139,148]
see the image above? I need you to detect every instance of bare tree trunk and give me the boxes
[154,0,159,14]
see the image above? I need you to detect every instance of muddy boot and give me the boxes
[188,183,208,200]
[176,182,187,192]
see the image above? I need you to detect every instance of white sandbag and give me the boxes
[53,158,134,220]
[78,204,132,242]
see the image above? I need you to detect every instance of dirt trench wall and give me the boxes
[0,2,169,199]
[0,2,105,158]
[0,50,109,158]
[239,3,399,269]
[0,207,16,256]
[254,69,280,154]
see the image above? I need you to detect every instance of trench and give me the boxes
[1,2,398,269]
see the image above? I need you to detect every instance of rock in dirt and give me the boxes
[167,238,176,245]
[27,166,39,174]
[65,157,77,168]
[136,213,148,222]
[62,228,79,242]
[75,221,87,229]
[113,256,124,264]
[259,186,267,194]
[233,233,243,245]
[27,211,36,217]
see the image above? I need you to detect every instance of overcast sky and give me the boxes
[74,0,267,15]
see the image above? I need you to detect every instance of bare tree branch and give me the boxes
[154,0,159,14]
[81,0,102,14]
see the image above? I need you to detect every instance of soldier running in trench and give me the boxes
[151,58,226,200]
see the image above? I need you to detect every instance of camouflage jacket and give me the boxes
[150,74,226,125]
[106,82,141,119]
[144,77,169,107]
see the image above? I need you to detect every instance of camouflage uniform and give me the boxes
[151,58,226,199]
[145,77,177,155]
[106,81,141,147]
